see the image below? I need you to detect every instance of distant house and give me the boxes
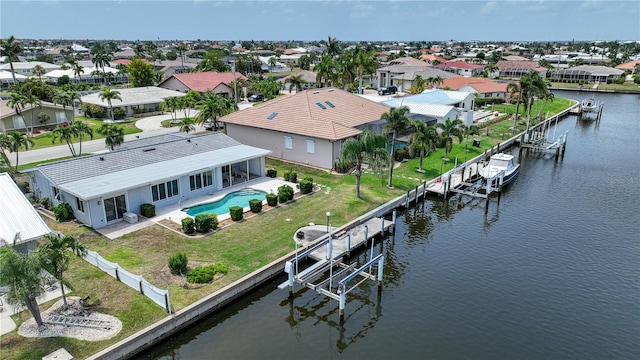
[382,89,476,126]
[0,100,74,133]
[434,61,484,77]
[80,87,186,118]
[440,77,509,99]
[0,70,27,90]
[376,57,458,92]
[0,61,60,76]
[0,172,52,253]
[158,71,248,98]
[615,59,640,74]
[277,70,318,91]
[44,65,127,84]
[419,54,446,65]
[221,88,392,170]
[549,65,625,84]
[495,60,547,79]
[23,133,271,229]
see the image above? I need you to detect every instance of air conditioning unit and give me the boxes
[123,212,138,224]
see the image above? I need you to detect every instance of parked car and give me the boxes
[378,86,398,95]
[203,120,214,130]
[248,93,265,102]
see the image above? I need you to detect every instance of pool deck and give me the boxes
[96,177,298,239]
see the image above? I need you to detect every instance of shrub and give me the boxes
[266,193,278,207]
[334,157,352,173]
[194,214,211,233]
[303,176,313,183]
[113,107,126,120]
[283,171,290,181]
[266,168,277,178]
[168,252,188,275]
[288,172,297,183]
[299,179,313,194]
[53,202,74,222]
[186,263,229,284]
[18,181,30,194]
[212,263,228,274]
[229,206,243,221]
[39,197,50,209]
[249,199,263,213]
[395,148,408,162]
[181,217,195,234]
[208,213,219,230]
[278,184,294,203]
[81,103,106,119]
[140,203,155,218]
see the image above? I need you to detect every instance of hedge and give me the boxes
[266,193,278,207]
[278,184,294,203]
[266,169,277,178]
[208,213,219,230]
[140,203,155,218]
[299,179,313,194]
[182,217,195,234]
[194,214,211,233]
[53,202,74,222]
[229,206,243,221]
[249,199,263,213]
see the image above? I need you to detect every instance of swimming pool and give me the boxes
[184,189,267,217]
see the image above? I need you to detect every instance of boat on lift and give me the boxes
[479,153,520,186]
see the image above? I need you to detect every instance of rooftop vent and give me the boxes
[142,148,156,152]
[267,112,278,120]
[313,91,320,94]
[325,101,335,108]
[316,102,326,109]
[328,89,334,92]
[99,157,104,161]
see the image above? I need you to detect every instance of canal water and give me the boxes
[143,91,639,359]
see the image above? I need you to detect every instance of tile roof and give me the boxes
[81,87,186,107]
[496,60,542,70]
[440,77,509,93]
[434,61,484,69]
[277,70,318,83]
[161,71,248,92]
[25,133,271,199]
[615,59,640,70]
[221,88,392,141]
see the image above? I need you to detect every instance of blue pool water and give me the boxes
[185,189,267,217]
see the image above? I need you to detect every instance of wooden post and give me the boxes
[414,185,418,204]
[497,143,500,153]
[405,190,409,208]
[346,235,351,257]
[391,209,396,233]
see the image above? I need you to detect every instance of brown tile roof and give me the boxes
[440,77,509,93]
[163,71,248,92]
[221,88,391,141]
[496,60,542,70]
[419,54,445,63]
[435,61,484,69]
[615,59,640,70]
[112,58,151,66]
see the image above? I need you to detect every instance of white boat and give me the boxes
[580,97,600,113]
[478,153,520,186]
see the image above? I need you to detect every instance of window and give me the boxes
[12,116,25,129]
[76,196,85,212]
[306,139,315,154]
[284,136,292,150]
[152,179,179,202]
[52,187,60,201]
[189,171,213,191]
[55,112,67,123]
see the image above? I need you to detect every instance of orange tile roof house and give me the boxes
[158,71,248,97]
[440,77,510,99]
[221,88,391,170]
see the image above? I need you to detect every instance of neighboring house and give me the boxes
[615,59,640,74]
[23,133,271,229]
[434,61,484,77]
[158,71,248,98]
[0,100,74,133]
[0,172,52,253]
[382,89,476,126]
[376,56,432,89]
[221,88,392,170]
[44,65,126,84]
[0,70,27,90]
[258,56,291,73]
[0,61,60,76]
[419,54,446,64]
[80,87,186,118]
[440,77,509,99]
[495,60,547,79]
[549,65,625,84]
[277,70,318,91]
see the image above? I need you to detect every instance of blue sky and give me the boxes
[1,1,639,42]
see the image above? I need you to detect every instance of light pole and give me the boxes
[326,211,331,233]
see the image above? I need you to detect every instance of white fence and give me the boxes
[83,250,172,313]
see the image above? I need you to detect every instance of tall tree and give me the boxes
[128,58,154,87]
[0,35,24,83]
[38,234,86,307]
[178,118,195,134]
[6,131,33,172]
[6,93,27,127]
[97,123,124,151]
[160,96,180,121]
[436,118,464,160]
[52,123,78,157]
[176,42,187,73]
[407,120,438,172]
[354,47,378,94]
[506,81,522,130]
[338,129,391,199]
[72,121,93,156]
[0,245,45,326]
[25,94,42,135]
[52,91,73,122]
[32,64,46,80]
[382,106,411,187]
[98,87,122,121]
[284,74,305,93]
[196,91,238,131]
[325,36,341,57]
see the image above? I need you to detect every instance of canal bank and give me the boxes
[142,90,639,360]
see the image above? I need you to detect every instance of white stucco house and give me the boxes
[382,89,476,126]
[23,133,271,229]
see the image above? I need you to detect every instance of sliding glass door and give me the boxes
[104,194,127,223]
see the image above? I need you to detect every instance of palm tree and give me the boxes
[52,91,73,122]
[32,64,46,80]
[52,123,78,157]
[285,74,305,93]
[178,118,196,134]
[325,36,341,57]
[338,129,391,199]
[0,245,45,326]
[196,91,238,131]
[67,58,84,80]
[5,131,34,172]
[315,55,337,88]
[336,52,355,91]
[506,81,522,130]
[407,120,438,172]
[67,90,82,123]
[268,57,277,72]
[24,94,42,135]
[436,118,464,160]
[160,96,180,121]
[409,75,427,94]
[38,234,87,307]
[6,93,27,126]
[354,47,378,94]
[176,43,187,73]
[0,36,24,83]
[72,121,93,156]
[97,123,124,151]
[98,87,122,121]
[382,106,411,187]
[91,50,112,77]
